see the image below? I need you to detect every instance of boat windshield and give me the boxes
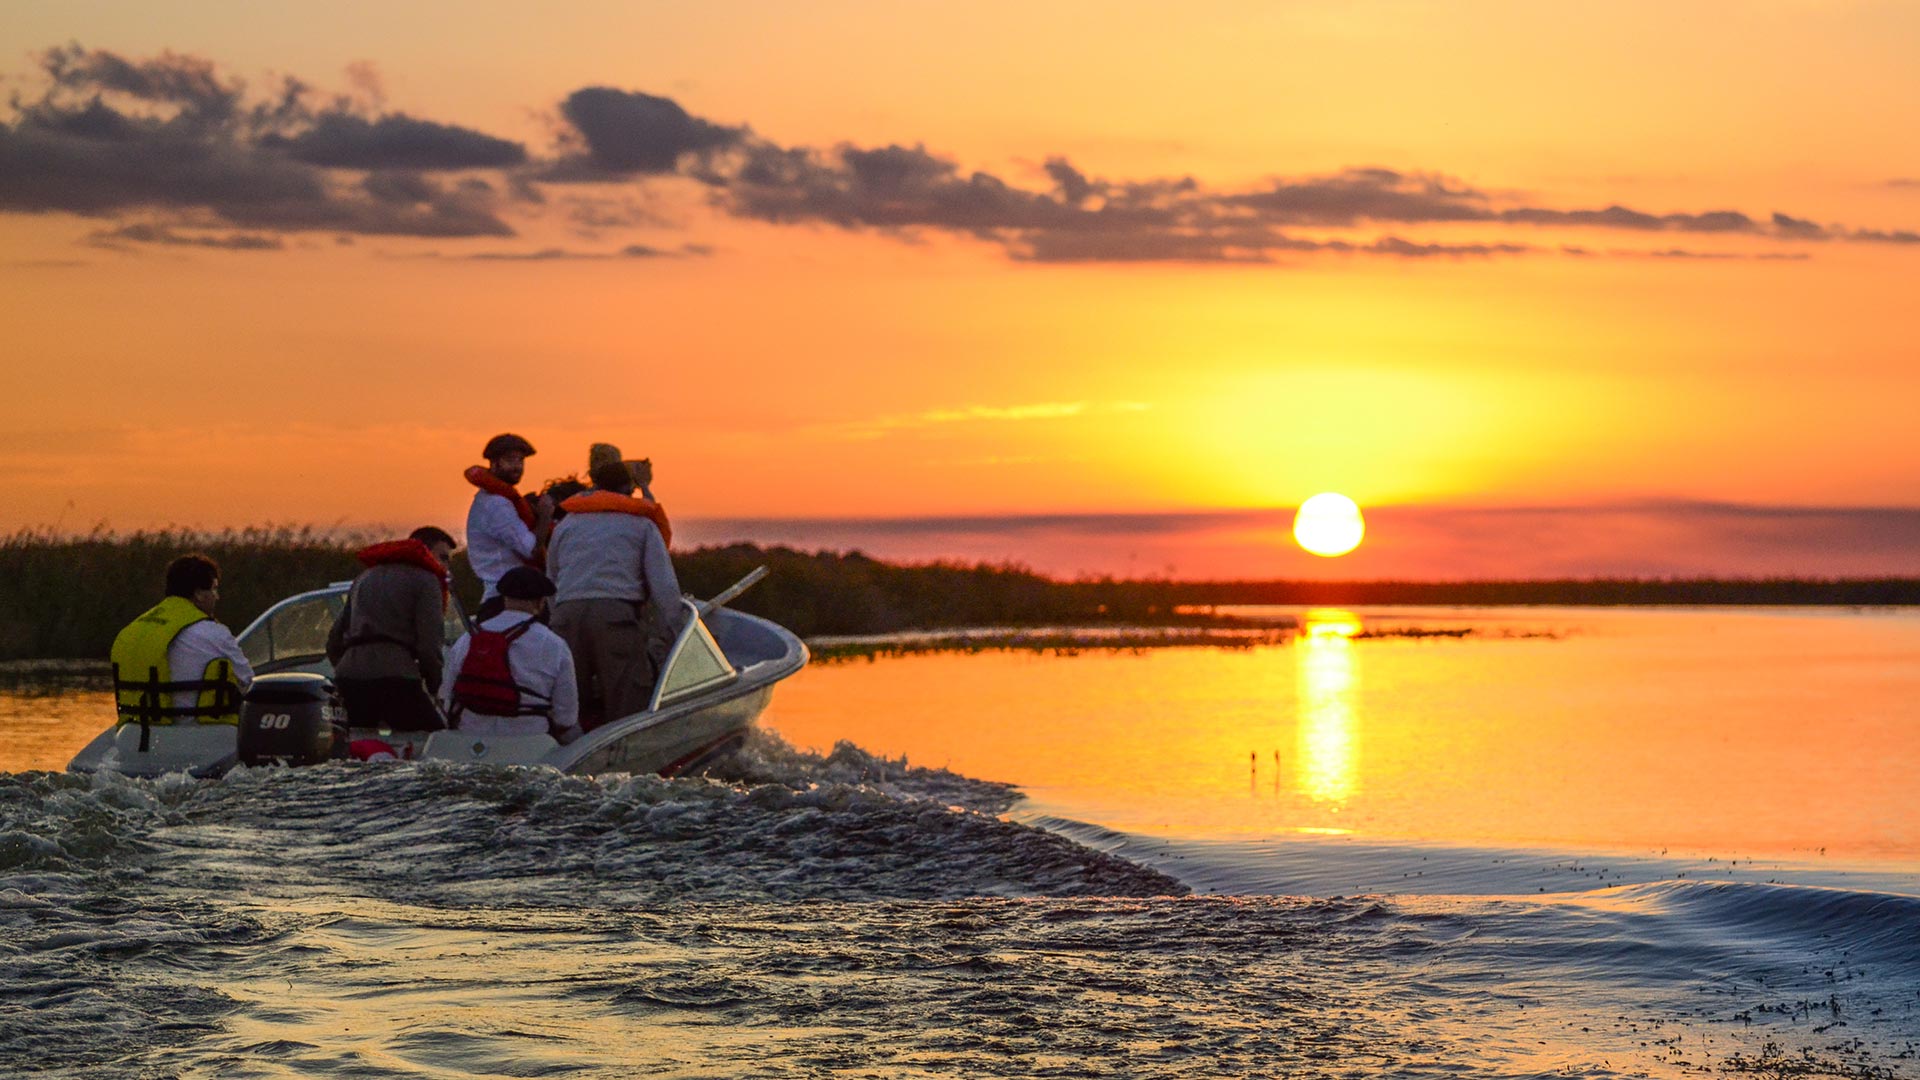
[651,602,737,709]
[241,591,346,673]
[239,589,469,674]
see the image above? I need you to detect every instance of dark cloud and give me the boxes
[1227,168,1494,226]
[7,45,1920,265]
[1498,205,1760,233]
[0,45,516,239]
[1770,211,1828,240]
[268,112,526,170]
[1850,228,1920,244]
[87,222,283,250]
[549,87,745,177]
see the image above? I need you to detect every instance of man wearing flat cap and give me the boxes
[442,566,582,745]
[464,432,556,620]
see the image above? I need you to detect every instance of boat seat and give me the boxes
[419,731,559,765]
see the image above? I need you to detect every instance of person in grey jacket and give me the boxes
[548,459,684,727]
[326,526,457,731]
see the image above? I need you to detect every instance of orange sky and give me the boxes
[3,2,1918,577]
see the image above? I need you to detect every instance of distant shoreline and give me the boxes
[3,528,1915,662]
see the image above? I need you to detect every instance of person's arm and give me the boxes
[414,576,446,693]
[550,638,580,740]
[326,597,352,665]
[477,495,539,562]
[205,623,255,692]
[440,634,469,713]
[639,522,684,634]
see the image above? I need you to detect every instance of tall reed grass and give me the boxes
[0,531,1186,660]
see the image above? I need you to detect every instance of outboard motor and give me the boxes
[238,673,345,766]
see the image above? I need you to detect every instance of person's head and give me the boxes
[542,477,589,523]
[587,442,622,475]
[408,526,457,566]
[483,433,536,485]
[589,459,634,496]
[164,554,221,615]
[495,566,556,615]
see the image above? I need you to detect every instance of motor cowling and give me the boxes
[238,673,344,766]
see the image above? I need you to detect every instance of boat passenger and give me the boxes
[441,567,582,745]
[587,440,664,503]
[465,432,555,620]
[325,527,456,732]
[109,553,254,727]
[548,459,685,727]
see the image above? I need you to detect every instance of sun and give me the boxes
[1293,493,1366,557]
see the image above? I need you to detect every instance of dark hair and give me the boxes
[409,526,457,551]
[589,460,634,494]
[542,477,589,523]
[164,554,220,598]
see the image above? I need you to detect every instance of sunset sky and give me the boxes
[4,1,1918,578]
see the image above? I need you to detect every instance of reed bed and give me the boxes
[0,532,1194,661]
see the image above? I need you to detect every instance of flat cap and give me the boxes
[496,566,556,600]
[483,433,536,459]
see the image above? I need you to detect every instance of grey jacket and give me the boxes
[326,563,447,690]
[547,510,683,634]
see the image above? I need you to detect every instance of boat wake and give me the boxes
[5,734,1917,1079]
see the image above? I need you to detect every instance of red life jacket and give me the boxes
[559,491,673,547]
[356,538,449,604]
[451,618,550,717]
[465,465,536,530]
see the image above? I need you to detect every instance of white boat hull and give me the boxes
[69,588,807,779]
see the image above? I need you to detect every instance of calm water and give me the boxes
[3,606,1917,1077]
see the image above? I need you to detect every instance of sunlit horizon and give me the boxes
[5,2,1919,579]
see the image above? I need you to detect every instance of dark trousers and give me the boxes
[336,676,447,732]
[552,598,662,729]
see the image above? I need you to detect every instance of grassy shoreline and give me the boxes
[4,528,1915,662]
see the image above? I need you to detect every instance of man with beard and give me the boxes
[464,432,555,620]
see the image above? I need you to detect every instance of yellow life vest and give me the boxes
[109,595,243,725]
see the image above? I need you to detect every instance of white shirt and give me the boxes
[441,611,580,738]
[465,490,539,599]
[168,619,255,712]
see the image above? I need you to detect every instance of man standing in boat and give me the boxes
[547,457,682,728]
[325,527,457,732]
[109,554,254,727]
[465,432,554,620]
[442,566,583,745]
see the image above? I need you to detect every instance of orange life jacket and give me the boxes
[465,465,536,530]
[357,538,449,605]
[559,491,673,546]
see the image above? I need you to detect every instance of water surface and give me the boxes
[4,606,1917,1077]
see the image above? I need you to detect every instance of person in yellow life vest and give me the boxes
[110,553,254,726]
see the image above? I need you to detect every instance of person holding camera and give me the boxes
[547,457,684,727]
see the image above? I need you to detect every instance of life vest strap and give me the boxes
[112,662,240,727]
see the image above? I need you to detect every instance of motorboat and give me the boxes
[67,569,807,779]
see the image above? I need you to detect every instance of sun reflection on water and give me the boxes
[1296,609,1360,807]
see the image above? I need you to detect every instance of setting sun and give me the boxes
[1294,493,1366,557]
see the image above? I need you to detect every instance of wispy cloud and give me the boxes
[824,400,1151,440]
[86,222,283,251]
[447,242,709,261]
